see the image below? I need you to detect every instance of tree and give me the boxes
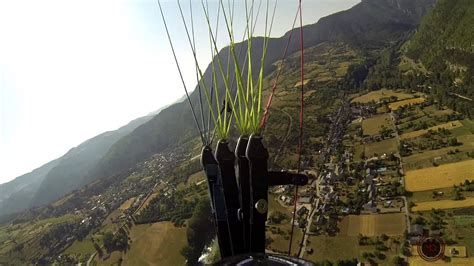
[269,211,288,224]
[453,189,463,201]
[393,256,405,266]
[181,197,215,265]
[103,232,115,253]
[93,242,103,258]
[449,138,459,146]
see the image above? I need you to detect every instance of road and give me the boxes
[86,251,97,266]
[390,111,411,233]
[299,197,319,258]
[298,103,350,258]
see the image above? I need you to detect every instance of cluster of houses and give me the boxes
[361,167,378,213]
[312,169,340,234]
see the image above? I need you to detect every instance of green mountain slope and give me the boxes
[86,0,435,187]
[407,0,474,67]
[406,0,474,115]
[0,0,436,215]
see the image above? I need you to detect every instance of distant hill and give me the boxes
[0,159,60,218]
[30,116,153,207]
[0,116,153,218]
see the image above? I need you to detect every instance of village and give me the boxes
[266,89,474,264]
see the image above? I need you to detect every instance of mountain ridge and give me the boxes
[0,0,436,218]
[83,0,436,193]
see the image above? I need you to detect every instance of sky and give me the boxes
[0,0,360,185]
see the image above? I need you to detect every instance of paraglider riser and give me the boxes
[201,136,309,258]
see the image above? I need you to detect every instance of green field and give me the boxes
[351,89,415,104]
[364,138,399,157]
[95,222,187,266]
[452,119,474,137]
[362,114,394,136]
[303,235,402,264]
[409,187,474,203]
[0,214,80,264]
[267,195,303,256]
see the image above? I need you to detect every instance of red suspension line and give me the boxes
[288,0,304,256]
[259,7,300,130]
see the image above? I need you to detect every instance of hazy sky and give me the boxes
[0,0,359,185]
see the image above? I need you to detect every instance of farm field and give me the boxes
[402,134,474,170]
[119,197,136,210]
[339,213,406,236]
[187,171,205,185]
[453,119,474,133]
[351,89,414,104]
[411,197,474,211]
[408,188,474,203]
[400,120,464,139]
[364,138,399,157]
[267,195,303,256]
[0,214,80,264]
[362,114,394,135]
[405,160,474,192]
[303,236,361,261]
[388,97,426,110]
[96,222,187,266]
[303,235,403,264]
[63,238,95,260]
[409,256,474,265]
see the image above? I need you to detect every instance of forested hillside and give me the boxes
[407,0,473,115]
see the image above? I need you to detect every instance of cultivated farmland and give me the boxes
[364,138,399,157]
[388,97,426,110]
[351,89,415,104]
[98,222,187,265]
[362,114,394,135]
[411,197,474,211]
[405,160,474,192]
[119,197,136,210]
[400,120,464,139]
[403,134,474,170]
[339,213,406,236]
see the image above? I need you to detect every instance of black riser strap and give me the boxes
[201,146,233,258]
[246,135,269,253]
[235,137,251,253]
[215,141,244,255]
